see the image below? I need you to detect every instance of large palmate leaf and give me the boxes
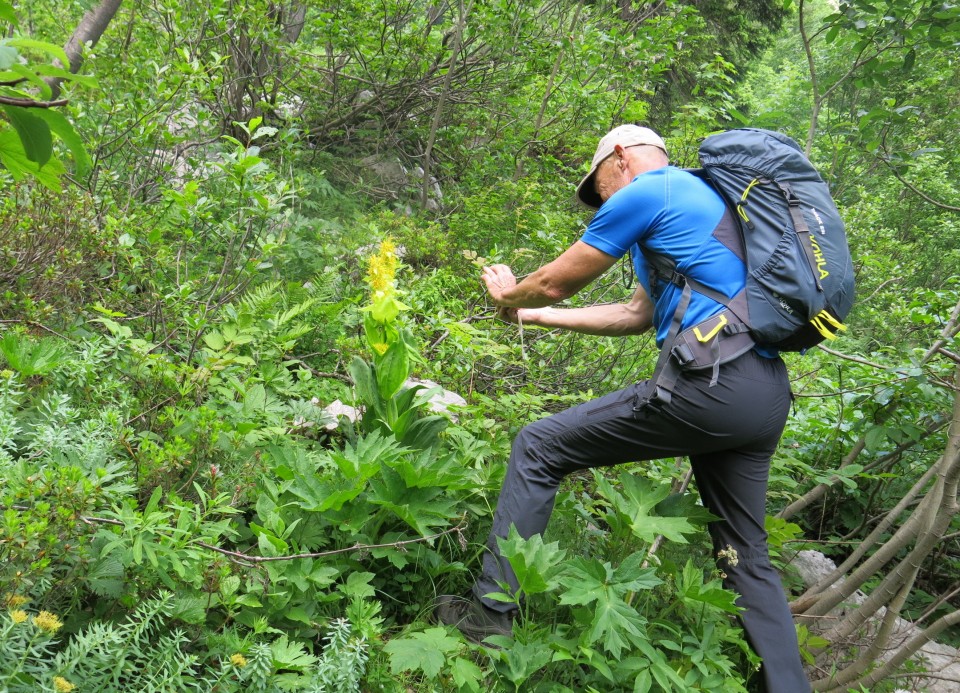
[495,526,566,597]
[595,471,699,544]
[384,627,459,679]
[558,551,661,658]
[369,466,457,535]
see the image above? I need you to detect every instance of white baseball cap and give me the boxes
[576,125,667,208]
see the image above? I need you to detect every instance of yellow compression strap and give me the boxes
[810,310,847,340]
[693,314,728,342]
[737,178,762,223]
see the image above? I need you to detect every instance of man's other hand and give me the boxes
[481,264,517,305]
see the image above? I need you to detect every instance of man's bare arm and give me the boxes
[482,241,619,308]
[502,285,653,336]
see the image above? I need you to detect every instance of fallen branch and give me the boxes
[2,503,468,565]
[194,515,469,564]
[0,95,69,108]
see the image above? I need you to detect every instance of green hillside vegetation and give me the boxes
[1,0,959,690]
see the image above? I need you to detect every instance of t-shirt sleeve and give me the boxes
[579,175,666,259]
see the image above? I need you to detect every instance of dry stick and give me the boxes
[793,456,940,618]
[923,297,960,366]
[0,96,69,108]
[824,366,960,638]
[780,335,957,521]
[778,430,870,521]
[838,609,960,693]
[419,0,472,211]
[819,554,922,691]
[790,302,960,613]
[807,367,960,691]
[0,319,73,341]
[512,0,583,182]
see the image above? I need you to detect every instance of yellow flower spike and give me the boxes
[365,238,399,295]
[230,653,248,667]
[10,609,27,624]
[53,676,77,692]
[32,610,63,634]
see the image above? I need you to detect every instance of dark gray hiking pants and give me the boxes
[472,349,810,693]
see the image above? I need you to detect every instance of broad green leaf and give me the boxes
[330,429,405,478]
[390,449,470,490]
[6,61,51,98]
[4,37,69,67]
[203,331,226,350]
[450,656,483,692]
[676,560,741,614]
[270,634,317,670]
[496,526,566,596]
[376,339,409,399]
[349,356,383,414]
[598,471,698,543]
[0,2,17,26]
[0,43,16,68]
[0,125,63,190]
[588,595,645,659]
[654,491,718,526]
[369,466,457,534]
[339,571,376,599]
[401,414,448,450]
[558,553,659,658]
[384,628,459,678]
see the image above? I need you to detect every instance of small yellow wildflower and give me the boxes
[4,593,28,608]
[371,342,389,355]
[32,610,63,634]
[53,676,77,692]
[230,653,248,667]
[10,609,27,624]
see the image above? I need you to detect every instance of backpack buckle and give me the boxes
[670,342,695,367]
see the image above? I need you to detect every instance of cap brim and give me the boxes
[576,169,603,209]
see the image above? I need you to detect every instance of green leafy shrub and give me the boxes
[0,185,113,320]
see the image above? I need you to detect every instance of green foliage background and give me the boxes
[1,0,959,691]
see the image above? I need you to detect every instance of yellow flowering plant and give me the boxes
[350,239,448,449]
[359,238,413,401]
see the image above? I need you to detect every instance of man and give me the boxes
[435,125,810,692]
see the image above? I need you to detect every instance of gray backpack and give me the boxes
[643,129,856,403]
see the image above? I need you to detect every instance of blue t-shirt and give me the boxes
[581,166,766,352]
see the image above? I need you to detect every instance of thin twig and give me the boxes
[194,515,469,563]
[2,503,469,564]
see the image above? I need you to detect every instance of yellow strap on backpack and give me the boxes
[810,310,847,340]
[737,178,762,223]
[693,313,728,342]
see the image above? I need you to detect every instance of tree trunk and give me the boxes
[48,0,124,99]
[419,0,472,210]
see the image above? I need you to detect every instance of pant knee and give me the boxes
[510,421,565,483]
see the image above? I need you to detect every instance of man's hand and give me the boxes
[481,264,517,306]
[497,306,542,324]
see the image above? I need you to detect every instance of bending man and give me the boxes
[436,125,810,693]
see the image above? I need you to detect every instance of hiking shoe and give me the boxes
[434,593,515,643]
